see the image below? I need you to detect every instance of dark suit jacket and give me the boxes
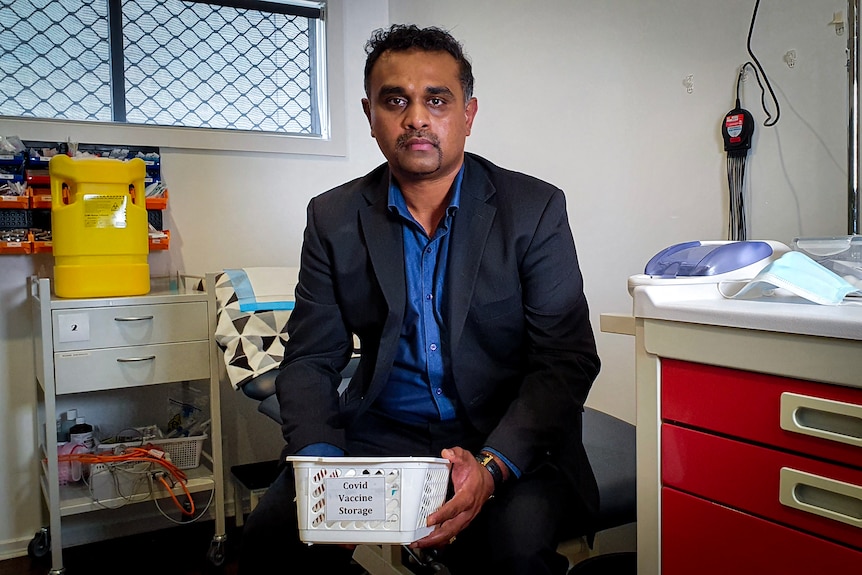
[277,152,601,517]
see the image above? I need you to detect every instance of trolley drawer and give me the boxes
[52,302,208,352]
[54,341,210,393]
[662,424,862,551]
[662,487,862,575]
[662,359,862,468]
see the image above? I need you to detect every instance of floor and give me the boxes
[0,519,242,575]
[0,517,636,575]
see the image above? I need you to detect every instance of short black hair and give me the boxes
[364,24,474,102]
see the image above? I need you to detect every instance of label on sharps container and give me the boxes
[324,476,385,521]
[83,194,127,229]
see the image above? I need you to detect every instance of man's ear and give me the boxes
[362,98,374,137]
[465,97,478,137]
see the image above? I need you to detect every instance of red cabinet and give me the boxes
[662,488,862,575]
[660,359,862,574]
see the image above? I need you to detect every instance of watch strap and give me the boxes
[475,452,505,492]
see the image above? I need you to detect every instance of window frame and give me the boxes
[0,0,345,157]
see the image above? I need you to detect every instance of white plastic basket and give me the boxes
[287,456,451,544]
[153,435,206,469]
[96,434,206,470]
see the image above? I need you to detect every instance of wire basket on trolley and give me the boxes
[97,434,207,470]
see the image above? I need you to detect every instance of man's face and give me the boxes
[363,48,477,184]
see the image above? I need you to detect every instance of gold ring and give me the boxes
[449,536,457,545]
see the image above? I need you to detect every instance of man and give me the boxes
[239,24,600,575]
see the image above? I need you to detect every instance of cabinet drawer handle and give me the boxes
[779,467,862,529]
[780,392,862,448]
[116,355,156,363]
[113,316,154,322]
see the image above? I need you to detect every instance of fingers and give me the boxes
[441,446,471,464]
[411,526,453,549]
[426,492,465,526]
[410,509,470,549]
[412,446,494,549]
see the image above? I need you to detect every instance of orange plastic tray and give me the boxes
[148,229,170,251]
[28,185,52,209]
[31,233,53,253]
[0,240,32,254]
[0,195,30,209]
[145,188,169,210]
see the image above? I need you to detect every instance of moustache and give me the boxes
[396,131,440,149]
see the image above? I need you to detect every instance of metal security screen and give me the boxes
[1,0,323,135]
[1,1,112,121]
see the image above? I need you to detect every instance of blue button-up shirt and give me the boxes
[372,168,464,423]
[298,165,521,477]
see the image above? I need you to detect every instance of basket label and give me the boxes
[324,476,385,521]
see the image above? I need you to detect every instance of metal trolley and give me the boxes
[28,274,226,573]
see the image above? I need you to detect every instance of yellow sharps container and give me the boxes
[49,155,150,298]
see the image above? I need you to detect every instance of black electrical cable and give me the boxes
[722,104,754,240]
[736,63,763,108]
[722,0,781,241]
[727,155,748,240]
[743,0,781,127]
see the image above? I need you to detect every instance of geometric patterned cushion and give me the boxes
[213,271,292,390]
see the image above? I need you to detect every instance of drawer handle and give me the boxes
[113,316,154,322]
[779,392,862,448]
[779,467,862,529]
[116,355,156,363]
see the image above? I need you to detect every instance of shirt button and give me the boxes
[429,343,438,351]
[426,294,433,300]
[435,388,442,395]
[426,247,433,254]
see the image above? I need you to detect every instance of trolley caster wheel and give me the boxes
[27,527,51,559]
[207,537,226,567]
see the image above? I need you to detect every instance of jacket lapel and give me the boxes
[447,156,496,349]
[359,170,405,315]
[356,157,496,390]
[358,170,407,401]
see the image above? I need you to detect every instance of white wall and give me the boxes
[0,0,848,558]
[390,0,848,419]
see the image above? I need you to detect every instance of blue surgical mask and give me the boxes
[720,251,862,305]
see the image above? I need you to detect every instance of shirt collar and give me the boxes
[387,164,464,218]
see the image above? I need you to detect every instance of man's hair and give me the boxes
[364,24,474,102]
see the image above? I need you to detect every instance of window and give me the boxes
[0,0,342,152]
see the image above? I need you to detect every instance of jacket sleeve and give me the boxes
[275,196,354,454]
[482,187,600,473]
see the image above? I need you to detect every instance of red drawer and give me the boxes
[662,487,862,575]
[663,424,862,550]
[662,359,862,468]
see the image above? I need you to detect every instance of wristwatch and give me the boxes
[475,451,505,492]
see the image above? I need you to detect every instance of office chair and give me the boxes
[209,270,636,574]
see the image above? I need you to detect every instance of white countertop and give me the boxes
[628,282,862,341]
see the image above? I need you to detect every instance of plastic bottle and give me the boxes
[69,418,94,450]
[58,442,85,484]
[58,409,78,442]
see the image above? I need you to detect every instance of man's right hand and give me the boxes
[409,446,494,549]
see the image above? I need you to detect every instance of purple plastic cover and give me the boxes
[645,241,774,278]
